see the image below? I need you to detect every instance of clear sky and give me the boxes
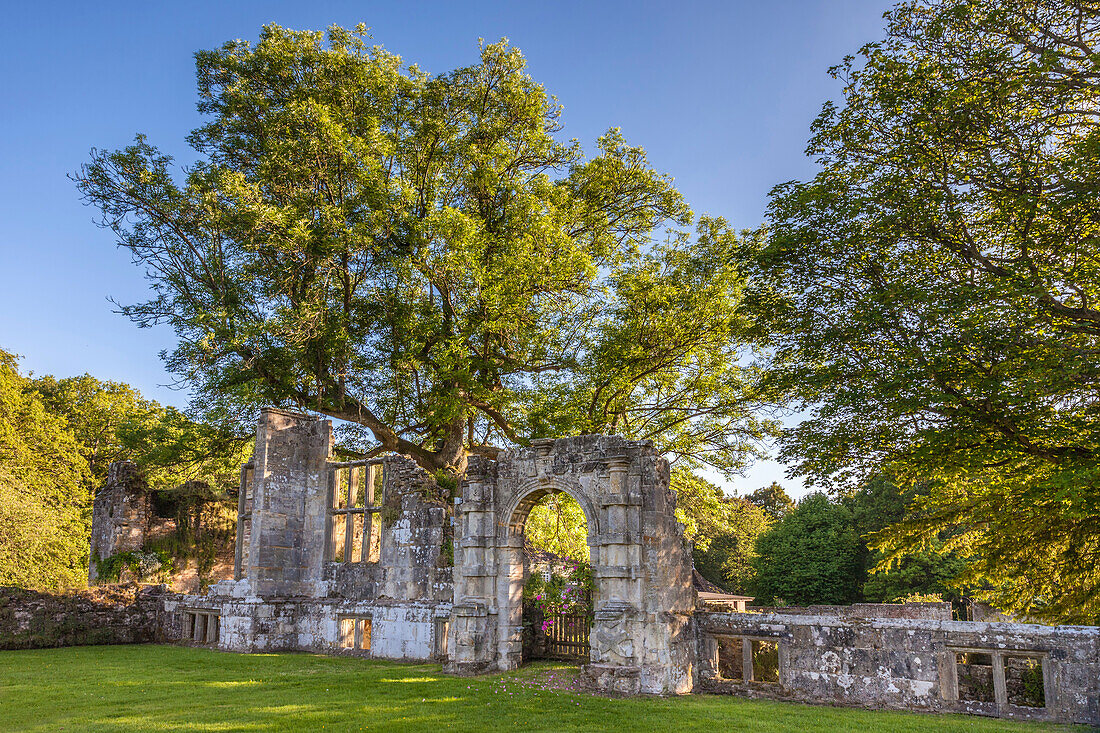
[0,0,893,497]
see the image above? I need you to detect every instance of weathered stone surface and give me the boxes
[0,584,167,649]
[446,435,696,695]
[696,610,1100,725]
[53,408,1100,727]
[88,461,150,583]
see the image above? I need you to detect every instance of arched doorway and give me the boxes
[447,436,696,694]
[513,490,592,662]
[495,479,600,671]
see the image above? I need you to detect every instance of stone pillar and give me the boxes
[495,533,525,670]
[446,455,498,673]
[245,408,332,597]
[88,461,150,584]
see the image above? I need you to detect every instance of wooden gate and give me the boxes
[523,606,591,662]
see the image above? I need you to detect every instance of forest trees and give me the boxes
[0,350,91,589]
[75,25,774,477]
[672,469,770,592]
[0,349,251,590]
[739,0,1100,622]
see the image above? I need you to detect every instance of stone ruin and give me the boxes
[88,408,1098,724]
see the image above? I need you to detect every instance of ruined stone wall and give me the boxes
[326,455,453,603]
[448,435,696,695]
[161,593,451,660]
[0,584,168,649]
[169,409,455,661]
[88,462,150,583]
[242,408,333,597]
[751,603,953,621]
[696,610,1099,726]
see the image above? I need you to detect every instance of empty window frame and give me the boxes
[751,640,780,684]
[329,462,383,564]
[234,463,254,579]
[715,636,744,681]
[184,610,219,644]
[948,648,1048,710]
[709,634,781,685]
[337,615,372,651]
[956,652,996,703]
[1004,655,1045,708]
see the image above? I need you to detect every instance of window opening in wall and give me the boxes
[751,639,780,684]
[359,618,372,651]
[338,617,355,648]
[338,615,372,652]
[329,463,383,564]
[715,636,744,681]
[956,652,995,703]
[234,464,254,579]
[435,619,449,659]
[1005,655,1045,708]
[184,610,219,645]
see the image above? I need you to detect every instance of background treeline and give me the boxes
[0,347,250,590]
[673,471,966,607]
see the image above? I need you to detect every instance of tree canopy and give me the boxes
[671,469,770,592]
[76,25,773,475]
[738,0,1100,622]
[751,493,863,606]
[524,492,589,563]
[747,481,795,520]
[0,350,91,589]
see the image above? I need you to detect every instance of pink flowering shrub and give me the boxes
[522,562,594,633]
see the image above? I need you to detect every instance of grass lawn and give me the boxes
[0,645,1080,732]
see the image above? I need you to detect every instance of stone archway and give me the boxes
[447,435,697,694]
[500,480,597,666]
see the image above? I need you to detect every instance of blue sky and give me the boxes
[0,0,893,496]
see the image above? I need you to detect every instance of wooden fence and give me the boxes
[523,607,590,662]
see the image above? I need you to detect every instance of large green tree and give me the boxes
[844,476,968,604]
[671,469,770,592]
[0,350,91,589]
[739,0,1100,622]
[33,373,251,496]
[75,25,772,475]
[751,493,863,606]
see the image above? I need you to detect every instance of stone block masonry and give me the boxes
[447,435,696,695]
[54,406,1100,726]
[0,584,168,649]
[88,461,150,583]
[696,610,1100,726]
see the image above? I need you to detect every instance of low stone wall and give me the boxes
[696,610,1100,726]
[749,602,952,621]
[0,584,168,649]
[161,590,450,660]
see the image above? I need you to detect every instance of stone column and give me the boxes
[246,408,332,597]
[495,532,525,670]
[447,455,498,673]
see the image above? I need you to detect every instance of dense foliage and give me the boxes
[75,24,774,475]
[671,469,770,592]
[746,481,794,520]
[522,562,594,631]
[0,350,91,589]
[749,480,966,606]
[751,493,863,606]
[0,348,249,590]
[524,492,590,563]
[737,0,1100,622]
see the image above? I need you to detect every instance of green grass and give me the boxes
[0,645,1077,732]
